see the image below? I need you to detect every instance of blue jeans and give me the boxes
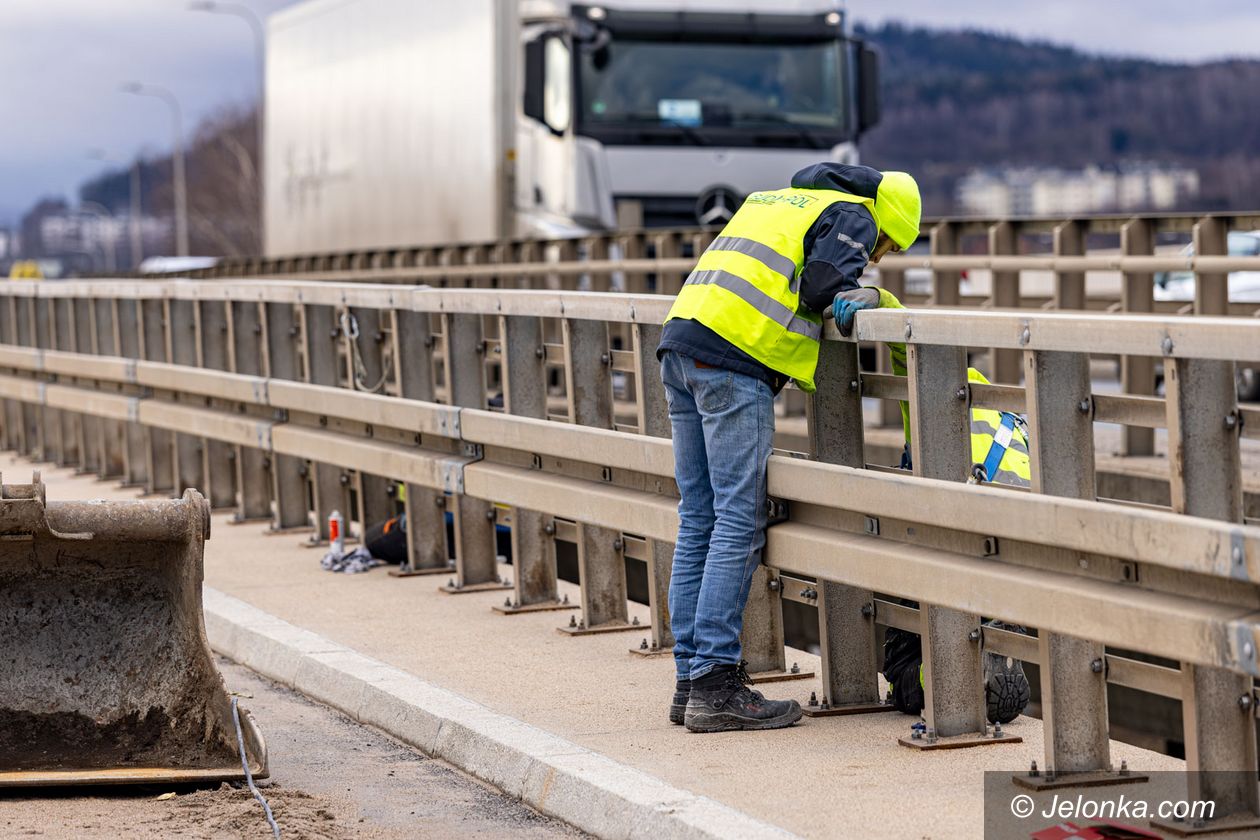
[660,351,774,681]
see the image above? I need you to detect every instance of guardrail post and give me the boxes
[168,298,204,496]
[563,316,629,629]
[1193,216,1229,316]
[445,312,502,590]
[908,341,988,740]
[1120,218,1155,456]
[393,309,448,574]
[928,222,961,306]
[1163,355,1260,825]
[1025,349,1111,778]
[73,298,102,476]
[988,222,1021,383]
[263,301,308,530]
[653,232,685,296]
[115,298,148,487]
[345,306,393,533]
[497,311,569,610]
[302,303,346,542]
[140,297,174,495]
[32,297,58,464]
[229,300,271,521]
[808,338,882,709]
[0,294,22,453]
[1053,220,1086,310]
[633,322,674,649]
[197,300,236,508]
[91,296,126,479]
[15,296,42,459]
[50,298,76,467]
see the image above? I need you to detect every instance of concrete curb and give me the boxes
[203,587,800,840]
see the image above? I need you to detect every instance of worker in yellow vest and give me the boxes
[658,163,920,732]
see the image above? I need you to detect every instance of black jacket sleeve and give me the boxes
[797,203,879,314]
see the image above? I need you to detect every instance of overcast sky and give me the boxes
[3,0,1259,226]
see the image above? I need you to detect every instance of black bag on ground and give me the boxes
[365,513,409,564]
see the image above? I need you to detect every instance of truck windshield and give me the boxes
[577,39,848,145]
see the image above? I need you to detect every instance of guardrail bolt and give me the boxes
[534,346,544,359]
[319,415,328,427]
[339,472,350,486]
[1233,545,1245,565]
[968,628,981,642]
[1161,336,1174,356]
[485,509,496,521]
[561,593,569,605]
[578,618,586,630]
[1045,770,1056,782]
[544,523,555,536]
[504,597,512,608]
[1077,398,1091,414]
[568,615,577,628]
[1239,693,1255,712]
[992,722,1003,739]
[926,728,937,744]
[1029,761,1039,778]
[1019,327,1030,346]
[365,423,374,437]
[435,495,446,508]
[613,538,624,552]
[632,616,640,626]
[904,323,913,340]
[767,577,781,592]
[809,692,818,707]
[1091,658,1105,673]
[861,603,874,618]
[600,352,610,366]
[955,387,967,401]
[790,662,800,674]
[640,638,648,650]
[1119,760,1129,777]
[446,578,454,588]
[849,379,859,393]
[1225,412,1239,430]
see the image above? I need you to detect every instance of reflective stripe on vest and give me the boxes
[685,269,823,340]
[706,236,797,289]
[981,413,1017,481]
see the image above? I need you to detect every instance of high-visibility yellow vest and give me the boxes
[664,187,879,392]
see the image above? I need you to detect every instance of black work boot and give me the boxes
[669,678,690,725]
[984,620,1032,724]
[684,663,802,733]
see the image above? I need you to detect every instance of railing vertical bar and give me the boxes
[263,301,310,531]
[1120,217,1156,456]
[229,300,271,522]
[446,312,499,588]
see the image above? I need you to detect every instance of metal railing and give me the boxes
[1,278,1258,824]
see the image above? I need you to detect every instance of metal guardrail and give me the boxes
[1,279,1259,825]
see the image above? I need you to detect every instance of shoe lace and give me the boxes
[730,660,765,702]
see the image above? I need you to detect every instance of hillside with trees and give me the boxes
[857,23,1260,214]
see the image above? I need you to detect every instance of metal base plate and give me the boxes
[746,668,815,685]
[1012,769,1149,791]
[556,620,646,636]
[388,565,455,578]
[228,514,272,525]
[440,580,512,595]
[629,640,671,657]
[492,599,579,614]
[802,701,899,718]
[898,731,1023,750]
[1150,813,1260,837]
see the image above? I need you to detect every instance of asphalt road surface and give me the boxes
[0,658,587,840]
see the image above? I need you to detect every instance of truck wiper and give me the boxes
[733,112,828,149]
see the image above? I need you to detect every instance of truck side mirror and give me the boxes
[522,35,571,136]
[856,41,881,134]
[523,38,546,124]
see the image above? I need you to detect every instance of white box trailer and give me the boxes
[265,0,882,256]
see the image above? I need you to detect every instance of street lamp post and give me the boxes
[87,149,144,268]
[121,82,189,257]
[189,1,265,241]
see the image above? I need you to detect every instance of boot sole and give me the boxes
[684,705,803,733]
[986,666,1031,724]
[669,703,686,725]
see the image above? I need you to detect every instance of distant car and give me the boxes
[1154,230,1260,303]
[137,256,220,275]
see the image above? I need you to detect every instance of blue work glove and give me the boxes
[829,288,880,337]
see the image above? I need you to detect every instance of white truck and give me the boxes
[265,0,882,256]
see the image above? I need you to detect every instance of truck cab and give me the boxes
[516,0,881,236]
